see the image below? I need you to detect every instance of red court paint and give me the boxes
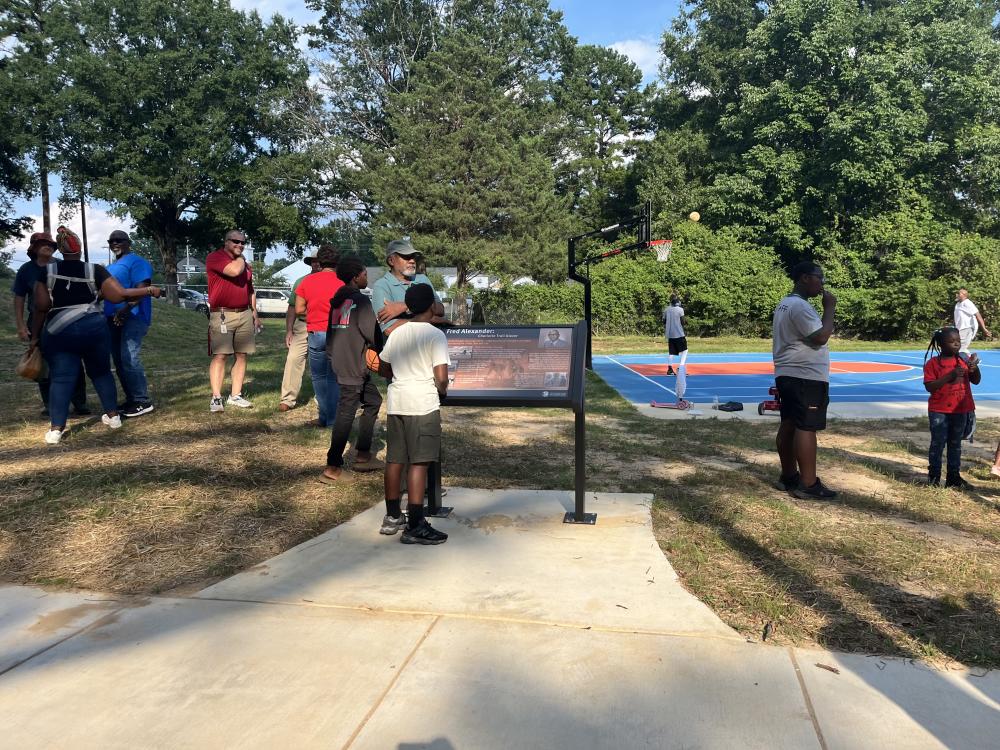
[629,362,911,376]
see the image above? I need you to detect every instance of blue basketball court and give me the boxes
[593,350,1000,406]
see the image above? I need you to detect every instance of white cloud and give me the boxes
[2,203,134,267]
[609,39,662,82]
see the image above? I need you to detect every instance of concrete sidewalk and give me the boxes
[1,489,997,748]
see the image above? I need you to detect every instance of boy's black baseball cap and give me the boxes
[405,283,435,314]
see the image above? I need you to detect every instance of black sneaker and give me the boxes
[666,367,676,376]
[945,475,971,490]
[72,405,92,416]
[927,474,940,487]
[379,514,407,536]
[123,403,155,418]
[774,473,800,492]
[401,520,448,545]
[792,478,838,499]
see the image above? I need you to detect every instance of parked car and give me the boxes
[177,288,209,315]
[255,288,291,317]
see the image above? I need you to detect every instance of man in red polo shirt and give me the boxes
[206,230,260,412]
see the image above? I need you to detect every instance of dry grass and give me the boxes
[1,286,998,666]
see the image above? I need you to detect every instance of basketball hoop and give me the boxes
[650,239,672,262]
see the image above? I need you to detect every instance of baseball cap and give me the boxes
[28,232,57,251]
[302,254,318,264]
[108,230,131,244]
[386,238,419,262]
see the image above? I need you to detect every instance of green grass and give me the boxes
[1,286,999,666]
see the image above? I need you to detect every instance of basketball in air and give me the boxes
[365,348,382,373]
[688,211,701,222]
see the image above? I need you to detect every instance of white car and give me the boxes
[255,288,291,317]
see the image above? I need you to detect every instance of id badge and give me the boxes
[219,313,228,334]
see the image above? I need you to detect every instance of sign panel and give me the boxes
[442,324,583,409]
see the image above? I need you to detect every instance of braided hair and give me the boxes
[925,326,961,362]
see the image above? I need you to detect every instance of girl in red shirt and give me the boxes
[923,327,980,488]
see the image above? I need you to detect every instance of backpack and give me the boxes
[45,261,101,334]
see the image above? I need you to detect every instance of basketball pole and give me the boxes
[568,200,651,369]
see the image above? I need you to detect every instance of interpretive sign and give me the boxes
[442,324,584,412]
[432,322,594,524]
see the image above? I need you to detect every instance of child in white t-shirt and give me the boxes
[377,283,450,544]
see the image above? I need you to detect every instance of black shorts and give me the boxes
[668,336,688,355]
[775,376,829,431]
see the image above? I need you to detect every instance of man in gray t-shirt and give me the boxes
[662,295,687,376]
[772,261,837,500]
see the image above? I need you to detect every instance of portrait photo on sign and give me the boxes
[538,328,571,349]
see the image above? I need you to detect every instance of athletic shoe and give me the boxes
[278,403,293,412]
[666,367,676,376]
[927,474,940,487]
[774,473,800,492]
[123,403,155,418]
[379,514,407,535]
[210,397,225,413]
[72,405,92,416]
[227,394,253,408]
[401,520,448,545]
[945,475,971,490]
[102,414,123,429]
[792,478,838,499]
[44,429,64,445]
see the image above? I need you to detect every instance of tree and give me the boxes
[306,0,573,216]
[57,0,316,302]
[364,33,571,294]
[0,0,75,235]
[0,56,34,253]
[552,45,648,226]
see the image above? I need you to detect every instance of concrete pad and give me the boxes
[639,399,1000,421]
[352,618,821,750]
[794,648,1000,750]
[0,596,436,749]
[196,489,737,638]
[0,584,125,674]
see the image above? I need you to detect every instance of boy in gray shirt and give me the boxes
[772,261,837,499]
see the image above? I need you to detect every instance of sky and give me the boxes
[4,0,683,267]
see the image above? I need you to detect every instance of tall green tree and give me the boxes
[58,0,317,301]
[306,0,573,216]
[553,44,648,227]
[364,33,571,291]
[0,0,76,234]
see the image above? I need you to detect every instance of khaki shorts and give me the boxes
[208,309,256,355]
[386,412,441,465]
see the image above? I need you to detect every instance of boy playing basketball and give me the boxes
[377,283,450,544]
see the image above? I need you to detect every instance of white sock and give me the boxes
[679,349,689,368]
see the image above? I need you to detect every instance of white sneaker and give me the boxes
[210,397,225,413]
[227,394,253,409]
[102,414,123,429]
[44,429,64,445]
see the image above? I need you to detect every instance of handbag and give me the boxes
[15,345,43,380]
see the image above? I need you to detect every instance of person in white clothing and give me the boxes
[377,283,450,545]
[662,295,687,376]
[953,289,991,353]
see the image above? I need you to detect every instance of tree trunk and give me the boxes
[148,209,181,305]
[452,263,471,324]
[40,161,50,233]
